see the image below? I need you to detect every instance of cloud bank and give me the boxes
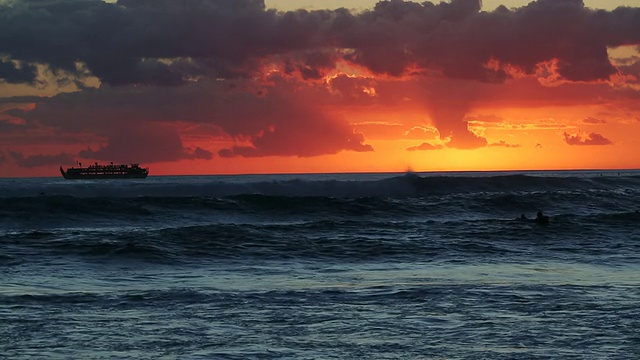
[3,0,637,85]
[0,0,639,168]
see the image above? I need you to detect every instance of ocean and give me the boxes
[1,170,640,359]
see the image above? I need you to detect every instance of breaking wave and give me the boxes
[2,172,640,198]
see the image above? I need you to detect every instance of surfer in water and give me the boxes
[535,211,549,225]
[515,212,549,224]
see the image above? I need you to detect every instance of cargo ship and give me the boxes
[60,162,149,179]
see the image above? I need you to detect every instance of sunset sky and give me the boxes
[1,0,639,177]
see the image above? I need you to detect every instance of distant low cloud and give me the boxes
[402,125,440,140]
[9,151,75,168]
[563,132,613,146]
[192,147,214,160]
[466,115,505,123]
[489,140,520,148]
[79,123,213,163]
[582,117,607,124]
[444,127,488,149]
[218,117,373,158]
[407,142,444,151]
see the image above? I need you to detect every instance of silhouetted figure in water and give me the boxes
[520,214,527,220]
[535,211,549,225]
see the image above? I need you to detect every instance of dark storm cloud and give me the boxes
[0,59,38,84]
[1,0,639,86]
[616,55,640,83]
[327,0,639,82]
[328,74,379,104]
[0,118,26,133]
[0,0,275,85]
[563,131,613,145]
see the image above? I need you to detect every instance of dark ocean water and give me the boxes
[1,171,640,359]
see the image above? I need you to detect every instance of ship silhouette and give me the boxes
[60,162,149,179]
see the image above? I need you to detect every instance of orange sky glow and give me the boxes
[1,0,639,177]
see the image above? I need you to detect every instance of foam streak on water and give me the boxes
[1,171,640,358]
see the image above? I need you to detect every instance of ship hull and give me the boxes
[60,165,149,180]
